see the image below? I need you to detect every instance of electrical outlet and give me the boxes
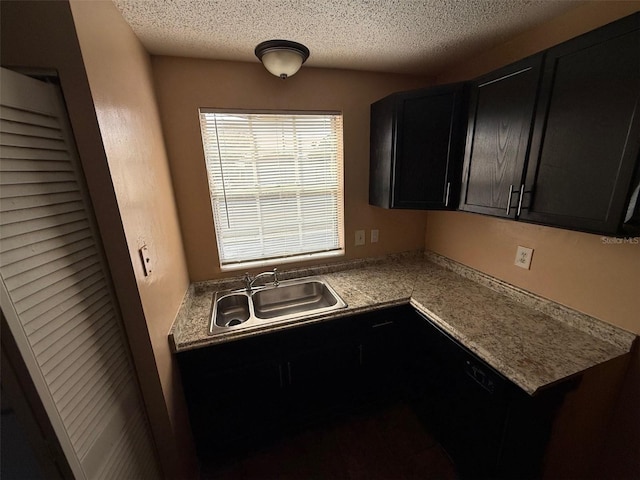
[355,230,365,246]
[371,229,379,243]
[514,246,533,270]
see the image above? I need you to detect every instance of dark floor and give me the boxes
[202,402,457,480]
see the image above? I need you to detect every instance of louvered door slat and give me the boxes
[71,362,131,444]
[0,181,80,198]
[103,419,141,480]
[31,295,110,351]
[22,278,105,335]
[0,131,67,150]
[0,67,160,479]
[57,343,127,419]
[0,209,86,239]
[1,158,74,172]
[0,105,59,128]
[5,246,97,292]
[73,369,131,458]
[0,169,78,185]
[61,360,130,450]
[0,145,70,162]
[99,414,152,480]
[11,255,100,303]
[63,347,128,433]
[36,303,112,365]
[1,200,85,226]
[43,312,117,382]
[0,226,92,267]
[0,191,81,211]
[55,328,124,412]
[87,386,156,480]
[0,118,63,140]
[16,267,103,315]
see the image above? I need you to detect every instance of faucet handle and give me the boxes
[273,267,279,286]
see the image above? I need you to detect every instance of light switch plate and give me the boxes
[371,229,379,243]
[514,246,533,270]
[139,245,153,276]
[355,230,365,246]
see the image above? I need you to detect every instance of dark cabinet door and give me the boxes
[406,311,510,478]
[271,315,363,419]
[520,13,640,234]
[285,339,361,416]
[177,339,284,458]
[369,83,466,209]
[459,55,542,218]
[357,309,410,398]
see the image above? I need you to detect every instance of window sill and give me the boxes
[220,249,345,272]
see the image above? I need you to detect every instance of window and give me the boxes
[199,110,344,270]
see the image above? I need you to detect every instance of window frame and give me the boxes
[199,108,345,271]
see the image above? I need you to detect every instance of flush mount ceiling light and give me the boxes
[255,40,310,79]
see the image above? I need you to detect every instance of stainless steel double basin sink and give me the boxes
[209,276,348,335]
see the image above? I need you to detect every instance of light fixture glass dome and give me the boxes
[255,40,310,79]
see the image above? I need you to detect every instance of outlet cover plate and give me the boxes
[515,246,533,270]
[371,229,379,243]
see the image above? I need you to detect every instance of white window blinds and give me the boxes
[199,110,344,268]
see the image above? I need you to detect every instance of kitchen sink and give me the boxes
[209,276,347,335]
[213,293,251,328]
[253,280,340,319]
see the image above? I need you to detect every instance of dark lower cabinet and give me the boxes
[358,313,405,385]
[177,335,285,459]
[406,310,570,479]
[177,308,411,460]
[178,307,572,477]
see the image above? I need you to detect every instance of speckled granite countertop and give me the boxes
[169,251,636,395]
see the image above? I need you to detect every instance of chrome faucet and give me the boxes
[243,268,279,293]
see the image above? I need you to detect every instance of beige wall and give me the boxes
[151,58,431,280]
[427,0,640,335]
[428,2,640,478]
[427,212,640,333]
[68,1,197,478]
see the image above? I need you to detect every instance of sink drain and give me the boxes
[226,318,244,327]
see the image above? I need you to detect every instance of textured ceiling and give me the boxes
[112,0,578,76]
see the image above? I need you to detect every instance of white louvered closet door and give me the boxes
[0,67,161,479]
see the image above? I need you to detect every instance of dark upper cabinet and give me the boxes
[369,83,466,209]
[459,55,543,218]
[459,13,640,235]
[519,13,640,235]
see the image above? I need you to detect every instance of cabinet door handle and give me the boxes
[287,361,292,385]
[506,184,514,215]
[445,182,451,207]
[372,321,394,328]
[465,360,496,393]
[516,184,525,217]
